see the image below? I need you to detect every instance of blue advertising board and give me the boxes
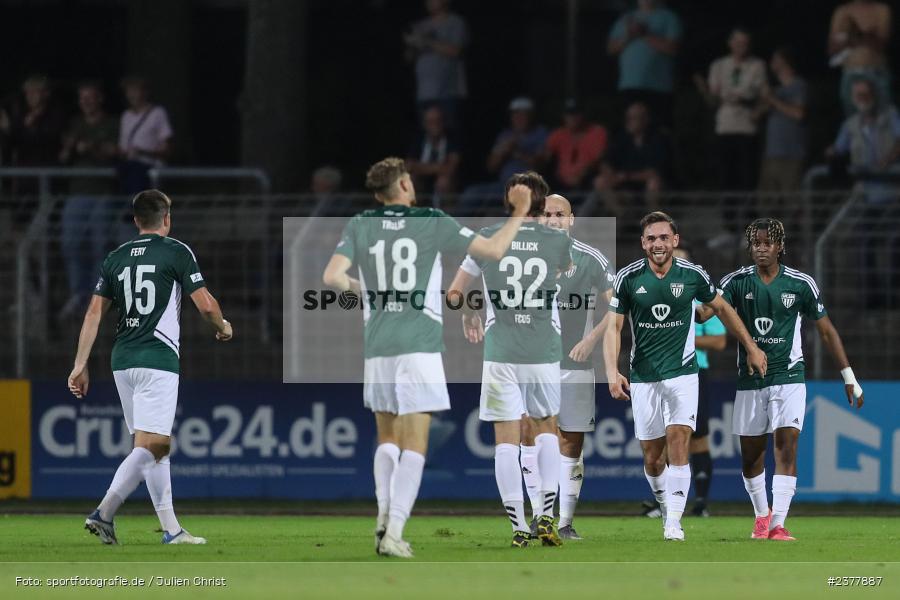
[28,380,899,502]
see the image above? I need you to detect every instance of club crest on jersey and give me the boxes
[755,317,773,336]
[565,264,578,278]
[670,283,684,298]
[652,304,670,321]
[781,293,796,308]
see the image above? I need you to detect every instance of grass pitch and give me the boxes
[1,514,897,599]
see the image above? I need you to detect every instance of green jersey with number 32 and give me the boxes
[94,234,207,374]
[719,264,826,389]
[334,205,476,359]
[462,222,573,364]
[610,257,717,383]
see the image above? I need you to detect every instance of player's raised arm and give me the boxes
[68,295,112,398]
[189,287,232,341]
[815,316,863,408]
[603,311,629,400]
[703,294,766,376]
[465,183,531,260]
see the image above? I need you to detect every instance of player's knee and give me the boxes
[147,441,171,461]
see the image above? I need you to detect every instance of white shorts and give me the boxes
[363,352,450,415]
[733,383,806,436]
[479,361,560,422]
[558,369,595,432]
[630,373,699,441]
[113,367,179,436]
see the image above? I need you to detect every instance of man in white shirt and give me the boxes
[118,76,173,193]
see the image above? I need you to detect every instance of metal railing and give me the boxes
[5,187,899,382]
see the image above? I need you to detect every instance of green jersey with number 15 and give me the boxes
[334,205,476,359]
[94,234,207,374]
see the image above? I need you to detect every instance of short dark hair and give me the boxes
[640,211,677,235]
[133,190,171,229]
[365,157,407,199]
[504,171,548,216]
[773,45,798,73]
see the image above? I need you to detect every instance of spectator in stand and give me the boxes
[404,0,468,132]
[757,47,808,197]
[591,101,668,221]
[406,105,461,201]
[829,1,892,115]
[118,76,173,194]
[458,97,547,215]
[0,74,66,223]
[58,80,120,319]
[542,99,608,194]
[0,74,66,168]
[827,77,900,309]
[696,28,766,191]
[310,165,354,216]
[607,0,682,129]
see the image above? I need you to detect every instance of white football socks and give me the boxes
[143,455,181,534]
[496,443,526,532]
[644,465,668,508]
[373,443,400,530]
[559,454,583,528]
[664,463,691,529]
[771,474,797,530]
[519,444,541,519]
[535,433,560,518]
[386,450,425,540]
[742,471,770,518]
[97,447,155,521]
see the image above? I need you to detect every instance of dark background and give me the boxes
[0,0,896,190]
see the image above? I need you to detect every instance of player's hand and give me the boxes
[608,373,630,401]
[216,319,233,341]
[746,346,767,377]
[506,183,532,216]
[568,336,597,363]
[68,364,89,399]
[845,383,864,409]
[462,313,484,344]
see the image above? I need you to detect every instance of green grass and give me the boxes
[1,514,898,599]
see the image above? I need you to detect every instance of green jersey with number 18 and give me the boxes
[610,257,717,383]
[557,238,614,371]
[461,222,573,364]
[719,264,826,390]
[334,204,476,359]
[94,234,208,374]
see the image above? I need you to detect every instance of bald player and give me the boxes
[519,194,615,539]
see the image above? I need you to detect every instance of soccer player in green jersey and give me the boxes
[516,194,614,540]
[708,218,864,541]
[69,190,232,546]
[322,158,531,558]
[604,211,767,541]
[448,173,574,548]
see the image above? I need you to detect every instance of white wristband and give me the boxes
[840,367,863,399]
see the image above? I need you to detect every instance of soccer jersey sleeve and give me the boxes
[178,246,207,294]
[693,265,717,303]
[334,217,357,262]
[93,259,113,299]
[459,254,481,276]
[718,274,737,307]
[435,209,476,256]
[701,314,727,336]
[591,255,615,295]
[610,274,630,315]
[800,278,827,321]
